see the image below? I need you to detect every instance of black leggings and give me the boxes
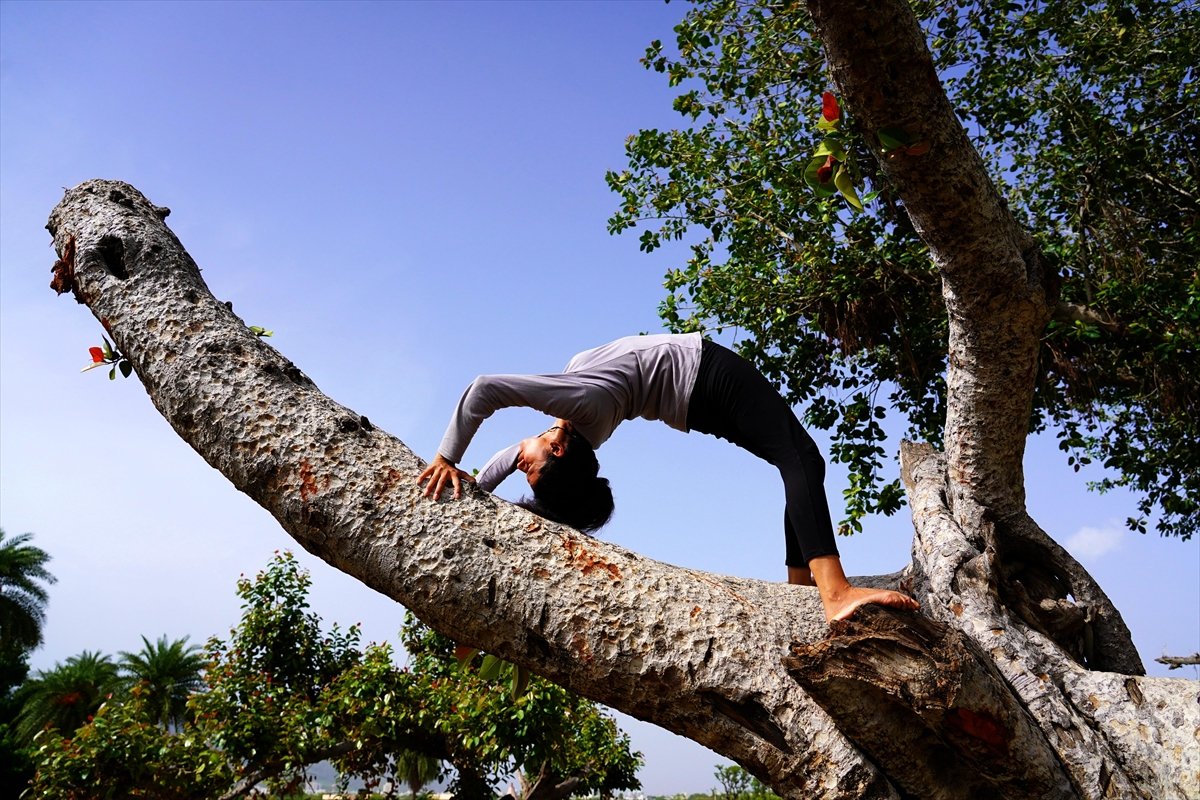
[685,340,839,567]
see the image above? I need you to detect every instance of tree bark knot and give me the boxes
[784,605,1072,799]
[49,234,80,301]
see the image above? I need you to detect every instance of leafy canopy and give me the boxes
[26,552,641,799]
[608,0,1198,538]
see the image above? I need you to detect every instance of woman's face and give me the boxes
[516,424,570,487]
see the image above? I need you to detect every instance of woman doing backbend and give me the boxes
[418,333,918,622]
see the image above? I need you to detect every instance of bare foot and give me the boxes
[823,585,919,623]
[804,555,919,623]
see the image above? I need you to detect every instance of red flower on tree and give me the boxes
[821,91,840,122]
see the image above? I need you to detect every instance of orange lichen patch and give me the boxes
[525,522,541,533]
[945,707,1010,757]
[561,536,621,581]
[50,235,80,300]
[376,467,404,498]
[570,632,594,663]
[299,459,320,502]
[950,601,964,617]
[691,605,702,619]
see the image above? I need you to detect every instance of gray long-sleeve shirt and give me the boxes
[436,333,703,491]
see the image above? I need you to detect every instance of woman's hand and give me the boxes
[418,454,475,500]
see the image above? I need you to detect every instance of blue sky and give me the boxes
[1,1,1195,794]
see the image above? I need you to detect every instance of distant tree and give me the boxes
[396,615,642,800]
[192,551,365,797]
[118,634,206,729]
[25,691,229,800]
[15,651,120,742]
[395,748,442,800]
[0,528,54,796]
[0,646,33,800]
[26,553,640,800]
[714,764,754,800]
[0,530,56,653]
[714,764,778,800]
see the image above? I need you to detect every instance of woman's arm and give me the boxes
[421,373,606,501]
[475,443,520,492]
[436,373,598,464]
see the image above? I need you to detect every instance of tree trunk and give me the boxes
[42,4,1197,795]
[517,761,584,800]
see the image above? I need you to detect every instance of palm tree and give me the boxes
[118,634,206,728]
[0,529,56,654]
[14,651,120,741]
[395,749,442,800]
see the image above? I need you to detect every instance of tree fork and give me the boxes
[900,442,1195,798]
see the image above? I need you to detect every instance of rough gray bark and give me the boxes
[797,10,1185,796]
[42,3,1197,797]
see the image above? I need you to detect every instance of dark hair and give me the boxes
[518,431,614,532]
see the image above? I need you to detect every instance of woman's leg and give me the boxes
[686,340,839,565]
[687,341,918,621]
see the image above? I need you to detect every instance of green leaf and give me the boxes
[119,360,133,379]
[510,664,531,699]
[877,127,911,151]
[108,366,116,381]
[813,138,846,160]
[834,166,864,212]
[478,654,503,681]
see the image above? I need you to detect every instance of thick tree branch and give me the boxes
[806,0,1050,526]
[47,179,902,799]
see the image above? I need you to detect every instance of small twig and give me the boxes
[1154,653,1200,670]
[1052,301,1123,333]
